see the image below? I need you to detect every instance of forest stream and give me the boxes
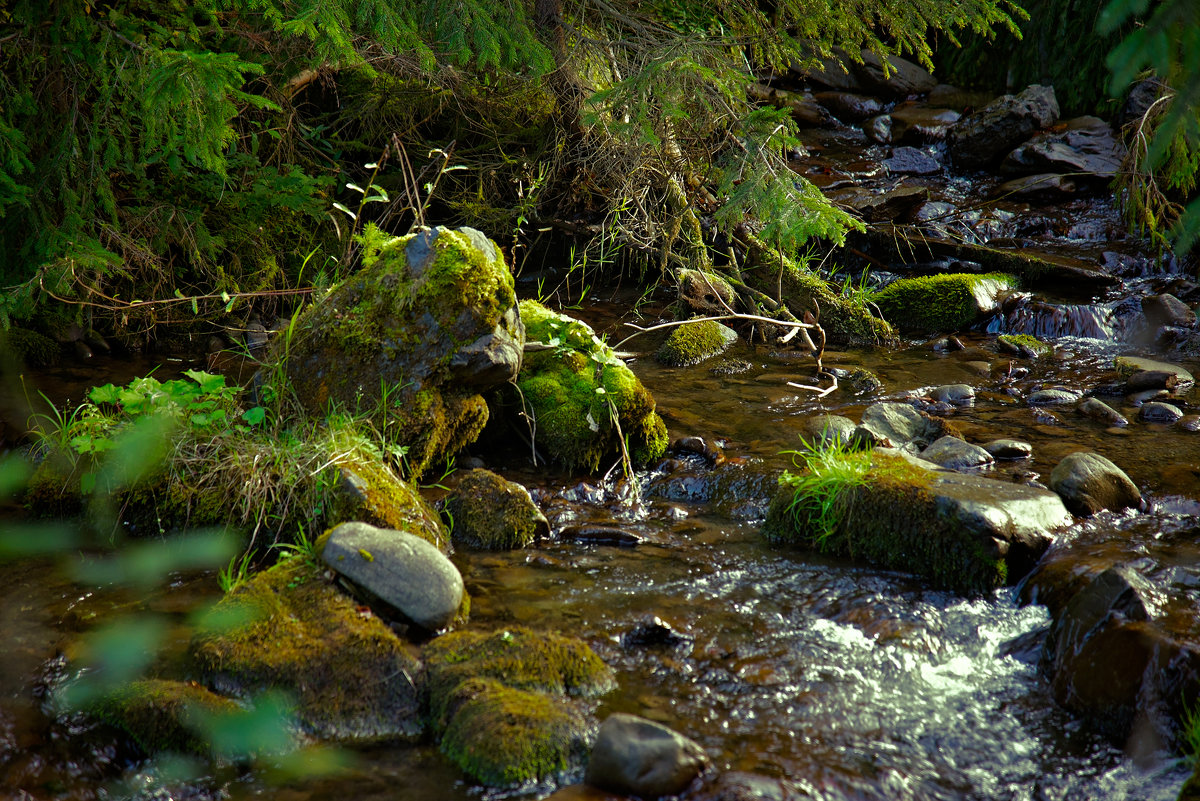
[4,96,1200,801]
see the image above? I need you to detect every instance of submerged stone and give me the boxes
[90,679,244,758]
[1076,397,1128,427]
[585,713,709,799]
[764,449,1071,595]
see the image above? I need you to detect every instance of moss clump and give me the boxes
[91,678,242,757]
[764,448,1016,595]
[997,333,1051,356]
[423,626,614,730]
[444,469,548,550]
[1,327,61,366]
[515,300,668,471]
[775,264,897,346]
[656,319,737,366]
[330,455,448,550]
[191,558,424,742]
[439,678,590,787]
[872,273,1019,332]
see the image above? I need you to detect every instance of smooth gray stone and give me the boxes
[1077,397,1129,427]
[921,436,994,470]
[586,713,708,799]
[931,383,975,404]
[983,439,1033,459]
[853,402,942,450]
[1029,389,1081,405]
[322,521,464,631]
[1139,401,1184,423]
[1049,452,1142,517]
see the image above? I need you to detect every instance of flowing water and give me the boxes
[4,307,1199,800]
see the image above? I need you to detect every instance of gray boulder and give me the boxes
[948,85,1060,169]
[883,146,942,175]
[1076,397,1128,427]
[1142,293,1197,329]
[1029,388,1081,406]
[920,436,994,470]
[930,383,975,405]
[1140,401,1184,424]
[888,102,961,143]
[852,402,952,451]
[586,713,709,799]
[1049,452,1142,517]
[1001,117,1124,182]
[322,521,464,631]
[982,439,1032,459]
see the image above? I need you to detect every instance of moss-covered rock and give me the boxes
[656,320,738,367]
[997,333,1052,357]
[191,558,424,743]
[1,326,61,366]
[423,626,614,730]
[512,301,668,471]
[329,457,448,549]
[445,469,549,550]
[763,449,1071,595]
[773,263,896,346]
[439,678,591,787]
[90,678,243,757]
[872,273,1019,332]
[274,226,523,477]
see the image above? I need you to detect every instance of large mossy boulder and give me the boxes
[872,273,1019,332]
[513,301,668,471]
[275,226,524,477]
[763,449,1072,594]
[423,627,615,787]
[191,558,425,743]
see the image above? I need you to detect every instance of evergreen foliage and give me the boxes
[0,0,1023,339]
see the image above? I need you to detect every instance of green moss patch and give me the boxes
[515,300,668,471]
[445,469,548,550]
[773,263,896,346]
[997,333,1052,356]
[191,558,424,742]
[872,273,1019,332]
[439,678,590,787]
[423,626,614,729]
[656,319,737,366]
[91,678,242,757]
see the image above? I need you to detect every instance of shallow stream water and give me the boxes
[4,304,1199,800]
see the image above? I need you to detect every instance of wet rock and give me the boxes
[872,273,1019,332]
[828,365,884,395]
[585,713,709,799]
[930,383,975,405]
[1182,415,1200,432]
[1127,388,1169,406]
[948,85,1060,169]
[997,333,1051,358]
[852,50,938,96]
[888,102,960,143]
[920,436,994,470]
[746,84,833,127]
[513,300,669,471]
[559,524,643,547]
[1142,293,1197,328]
[192,559,425,742]
[983,439,1032,459]
[812,91,883,122]
[273,226,522,477]
[445,469,549,550]
[646,460,780,520]
[865,113,893,143]
[322,521,465,632]
[1000,117,1124,182]
[799,414,858,449]
[833,185,929,222]
[622,616,693,649]
[1076,397,1128,427]
[764,449,1072,594]
[656,320,738,367]
[330,462,448,543]
[1028,389,1080,406]
[1114,356,1194,387]
[677,269,738,317]
[852,402,955,451]
[695,771,803,801]
[1125,369,1179,392]
[1139,401,1184,424]
[883,146,941,175]
[993,173,1078,199]
[927,84,995,111]
[1048,452,1142,517]
[90,679,246,758]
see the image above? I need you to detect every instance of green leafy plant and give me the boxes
[218,549,258,593]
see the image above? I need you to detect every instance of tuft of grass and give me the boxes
[218,549,257,593]
[777,436,873,550]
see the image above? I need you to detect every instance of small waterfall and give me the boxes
[985,293,1135,341]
